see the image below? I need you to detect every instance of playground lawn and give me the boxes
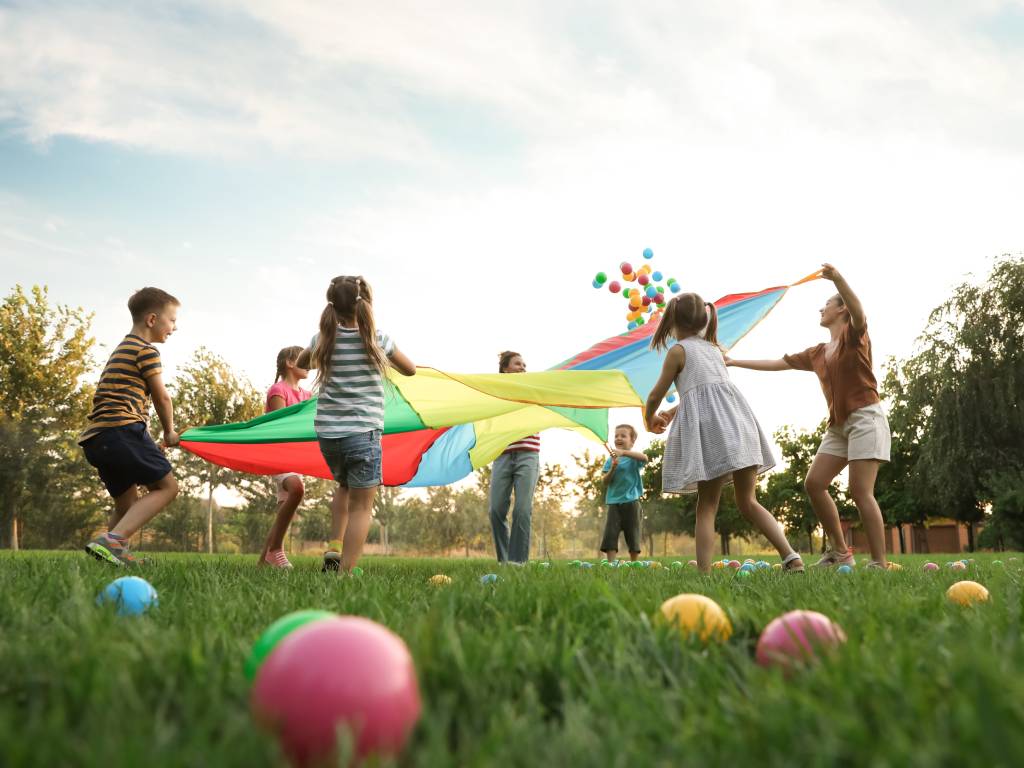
[1,551,1022,767]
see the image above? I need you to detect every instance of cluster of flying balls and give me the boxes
[89,556,1006,766]
[592,248,682,332]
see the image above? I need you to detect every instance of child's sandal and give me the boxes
[782,552,805,573]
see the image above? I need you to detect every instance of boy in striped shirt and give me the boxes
[80,287,181,566]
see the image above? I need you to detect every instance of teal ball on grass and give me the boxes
[755,561,771,570]
[837,565,853,574]
[480,573,499,584]
[96,576,158,617]
[739,563,755,573]
[581,561,594,569]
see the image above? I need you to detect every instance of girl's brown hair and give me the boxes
[274,345,305,382]
[650,292,719,351]
[312,275,389,388]
[498,350,522,373]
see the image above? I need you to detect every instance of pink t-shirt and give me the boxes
[266,381,311,411]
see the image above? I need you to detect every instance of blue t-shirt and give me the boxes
[602,455,644,504]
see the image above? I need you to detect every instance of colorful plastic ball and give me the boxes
[251,616,421,766]
[622,287,632,298]
[246,609,336,682]
[650,561,664,569]
[772,563,783,570]
[837,565,853,574]
[644,285,656,298]
[608,281,621,294]
[620,262,633,275]
[660,594,732,643]
[428,574,452,586]
[581,561,594,569]
[735,569,753,580]
[636,317,646,326]
[96,576,158,618]
[670,283,681,293]
[638,273,650,286]
[670,561,684,569]
[627,322,637,331]
[950,561,967,571]
[625,272,637,282]
[480,573,499,584]
[993,560,1004,566]
[599,560,612,568]
[643,248,653,259]
[666,393,677,403]
[888,562,903,571]
[592,280,600,289]
[570,560,582,567]
[755,610,847,673]
[755,561,771,570]
[654,293,664,303]
[688,560,698,567]
[739,563,755,573]
[743,559,755,565]
[712,561,726,569]
[595,272,607,284]
[947,580,990,606]
[728,560,741,569]
[350,566,364,577]
[652,271,663,282]
[923,562,939,571]
[640,296,650,307]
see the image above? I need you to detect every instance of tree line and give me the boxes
[2,255,1021,554]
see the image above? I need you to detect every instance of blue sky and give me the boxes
[2,0,1024,479]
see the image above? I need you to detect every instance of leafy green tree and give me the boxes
[0,285,101,549]
[163,347,262,553]
[889,255,1024,549]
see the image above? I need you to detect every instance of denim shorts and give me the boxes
[81,422,173,498]
[318,430,383,489]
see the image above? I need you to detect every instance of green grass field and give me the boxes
[2,551,1023,767]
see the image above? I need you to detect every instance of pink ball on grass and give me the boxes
[756,610,847,673]
[252,616,421,767]
[728,560,741,569]
[923,562,939,571]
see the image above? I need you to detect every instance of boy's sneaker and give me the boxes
[260,549,293,569]
[322,551,341,572]
[85,534,144,567]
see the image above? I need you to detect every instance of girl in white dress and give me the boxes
[645,292,804,573]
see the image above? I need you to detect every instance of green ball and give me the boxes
[623,288,632,298]
[245,609,335,681]
[599,560,612,567]
[671,561,684,569]
[350,566,364,577]
[735,569,753,579]
[570,559,582,567]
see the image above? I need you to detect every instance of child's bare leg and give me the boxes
[695,476,727,572]
[601,549,615,561]
[629,551,640,562]
[330,485,348,542]
[804,453,850,553]
[110,486,138,530]
[733,467,800,563]
[340,486,376,572]
[263,477,303,556]
[849,459,887,565]
[110,473,178,539]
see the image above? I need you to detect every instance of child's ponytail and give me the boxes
[704,302,719,347]
[650,298,679,351]
[353,277,389,376]
[312,301,339,388]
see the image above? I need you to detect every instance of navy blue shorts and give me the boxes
[318,430,382,489]
[81,422,173,498]
[600,501,642,553]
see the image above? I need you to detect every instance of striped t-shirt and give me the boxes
[79,334,162,443]
[503,434,540,454]
[312,327,395,438]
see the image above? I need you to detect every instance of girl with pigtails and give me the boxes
[297,275,416,574]
[645,293,804,573]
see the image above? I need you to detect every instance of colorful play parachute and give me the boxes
[181,369,642,487]
[181,272,820,486]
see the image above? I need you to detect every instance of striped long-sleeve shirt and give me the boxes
[79,334,162,443]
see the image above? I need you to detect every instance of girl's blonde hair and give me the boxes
[274,345,305,382]
[312,275,388,388]
[650,292,719,351]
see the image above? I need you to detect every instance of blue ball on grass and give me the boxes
[837,565,853,574]
[96,576,158,617]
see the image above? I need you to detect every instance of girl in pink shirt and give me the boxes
[259,345,312,568]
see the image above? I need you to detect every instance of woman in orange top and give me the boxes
[725,264,892,568]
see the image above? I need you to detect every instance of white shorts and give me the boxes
[272,472,302,502]
[817,403,891,462]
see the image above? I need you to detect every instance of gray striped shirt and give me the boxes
[311,327,395,438]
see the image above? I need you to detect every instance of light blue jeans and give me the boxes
[488,451,540,563]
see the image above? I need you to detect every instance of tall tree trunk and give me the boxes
[720,532,729,556]
[966,522,975,552]
[897,525,906,554]
[11,513,19,551]
[381,523,389,555]
[663,531,669,556]
[207,481,214,554]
